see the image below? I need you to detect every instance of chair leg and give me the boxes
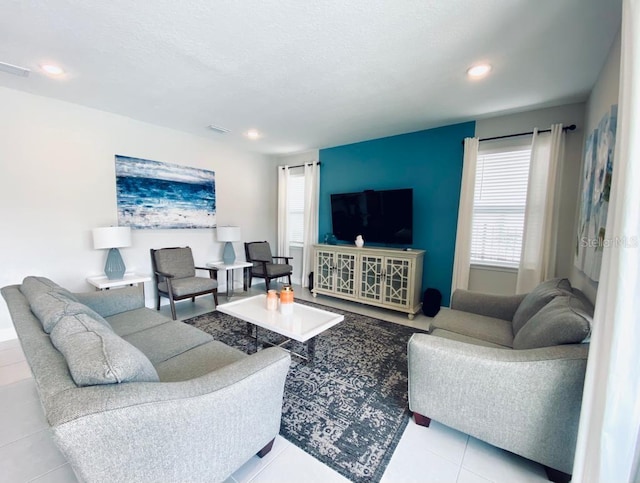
[168,297,177,320]
[287,274,292,285]
[213,289,218,306]
[265,278,270,291]
[156,295,161,311]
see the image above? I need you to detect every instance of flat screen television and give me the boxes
[330,188,413,245]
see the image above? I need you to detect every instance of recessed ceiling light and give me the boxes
[467,64,492,79]
[40,64,65,76]
[245,129,262,140]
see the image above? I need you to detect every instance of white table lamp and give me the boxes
[217,226,241,265]
[93,226,132,280]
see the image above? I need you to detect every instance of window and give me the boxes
[470,146,531,268]
[287,172,305,246]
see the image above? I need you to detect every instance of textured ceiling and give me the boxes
[0,0,622,154]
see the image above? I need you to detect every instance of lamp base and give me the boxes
[104,248,126,280]
[222,242,236,265]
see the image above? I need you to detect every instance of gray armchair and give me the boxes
[151,247,219,320]
[408,278,592,482]
[244,241,293,291]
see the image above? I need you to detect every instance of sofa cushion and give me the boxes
[30,290,111,334]
[430,328,511,349]
[253,263,293,278]
[511,278,573,335]
[106,308,171,337]
[512,296,592,350]
[123,321,213,364]
[51,313,159,386]
[158,277,217,297]
[430,309,514,347]
[155,340,246,382]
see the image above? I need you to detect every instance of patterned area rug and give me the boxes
[184,300,424,483]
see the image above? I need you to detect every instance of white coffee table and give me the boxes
[216,294,344,363]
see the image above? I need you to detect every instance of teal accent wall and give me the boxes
[318,121,476,306]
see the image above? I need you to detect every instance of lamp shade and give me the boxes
[92,227,132,249]
[217,226,241,242]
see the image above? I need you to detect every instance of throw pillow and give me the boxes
[51,313,159,386]
[512,295,592,350]
[30,290,111,334]
[511,278,573,335]
[20,276,62,302]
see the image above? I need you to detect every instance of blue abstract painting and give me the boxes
[574,104,617,281]
[115,155,216,229]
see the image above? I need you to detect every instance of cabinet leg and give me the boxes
[408,313,415,320]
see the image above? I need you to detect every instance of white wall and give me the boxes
[470,102,587,294]
[570,32,622,303]
[0,87,278,340]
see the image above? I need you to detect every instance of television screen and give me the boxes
[330,189,413,245]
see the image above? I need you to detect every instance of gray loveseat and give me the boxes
[408,278,592,481]
[1,276,291,483]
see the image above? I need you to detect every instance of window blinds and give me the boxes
[471,147,531,268]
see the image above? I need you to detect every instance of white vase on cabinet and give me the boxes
[355,235,364,248]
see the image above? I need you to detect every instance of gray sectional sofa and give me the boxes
[408,278,593,480]
[1,276,291,483]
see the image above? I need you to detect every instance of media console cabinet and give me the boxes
[312,244,425,319]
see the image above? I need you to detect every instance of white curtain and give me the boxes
[450,137,479,297]
[573,2,640,481]
[277,166,290,257]
[515,124,564,294]
[301,162,320,287]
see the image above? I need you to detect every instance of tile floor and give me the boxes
[0,283,549,482]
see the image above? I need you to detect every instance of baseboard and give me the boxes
[0,327,18,342]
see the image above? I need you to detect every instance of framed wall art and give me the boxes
[574,104,617,281]
[115,155,216,229]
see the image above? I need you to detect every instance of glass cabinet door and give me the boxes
[315,250,335,291]
[359,255,384,302]
[383,258,411,307]
[334,252,357,296]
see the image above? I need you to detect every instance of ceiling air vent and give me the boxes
[0,61,30,77]
[208,125,230,134]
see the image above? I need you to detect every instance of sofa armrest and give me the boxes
[407,334,587,473]
[74,286,145,317]
[450,290,527,321]
[48,347,291,482]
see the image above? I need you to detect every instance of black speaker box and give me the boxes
[422,288,442,317]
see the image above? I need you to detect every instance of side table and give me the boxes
[86,273,152,298]
[206,261,253,301]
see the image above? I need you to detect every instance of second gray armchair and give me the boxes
[151,247,219,320]
[244,241,293,291]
